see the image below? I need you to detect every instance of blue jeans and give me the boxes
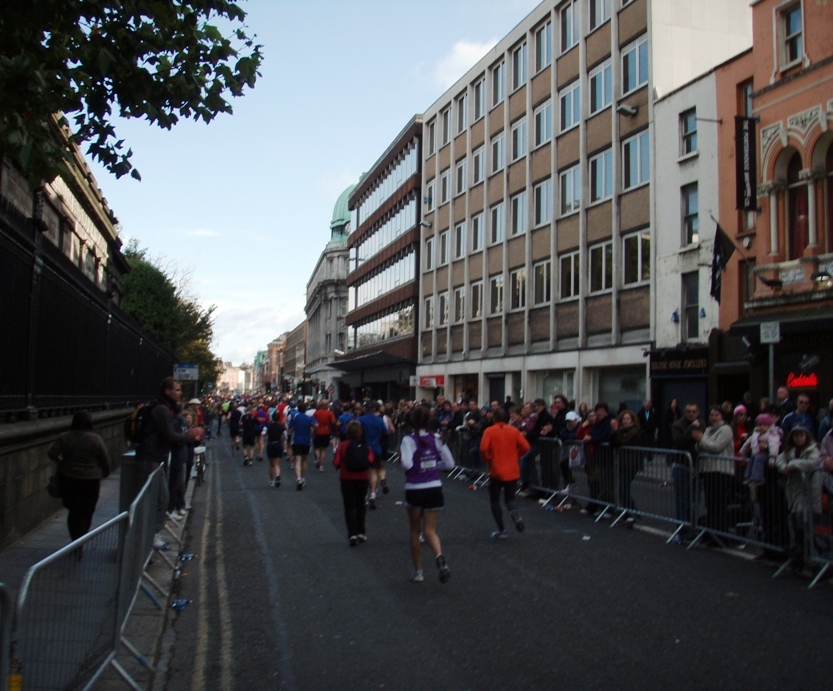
[520,443,539,486]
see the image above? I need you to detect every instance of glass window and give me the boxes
[533,260,552,304]
[425,236,434,271]
[454,287,466,322]
[471,212,484,252]
[534,179,552,226]
[560,252,580,299]
[560,165,581,215]
[787,152,808,259]
[622,131,649,189]
[490,202,505,244]
[490,274,504,314]
[622,36,648,94]
[590,149,613,202]
[512,42,527,91]
[510,268,526,310]
[441,108,451,145]
[438,291,449,325]
[589,241,613,292]
[511,118,528,161]
[427,120,436,156]
[560,81,580,131]
[455,158,467,196]
[511,191,528,235]
[439,230,449,265]
[590,0,611,30]
[456,92,468,134]
[682,271,699,341]
[424,296,434,329]
[471,281,483,319]
[473,78,486,121]
[535,21,552,72]
[454,222,466,259]
[492,61,505,106]
[561,0,578,53]
[589,60,612,114]
[425,180,435,211]
[491,132,505,173]
[782,4,802,65]
[682,183,699,244]
[623,230,651,285]
[680,108,697,155]
[472,146,484,185]
[440,169,451,204]
[534,100,552,146]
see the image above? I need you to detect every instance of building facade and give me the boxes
[305,183,356,400]
[267,334,287,394]
[716,0,833,408]
[416,0,752,407]
[338,117,422,402]
[283,321,308,398]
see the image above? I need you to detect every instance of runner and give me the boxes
[400,404,455,584]
[288,402,317,490]
[227,402,243,456]
[240,404,258,466]
[479,407,530,538]
[332,420,375,546]
[312,400,336,471]
[254,403,270,461]
[266,411,286,487]
[358,401,389,509]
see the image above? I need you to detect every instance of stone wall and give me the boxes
[0,410,130,550]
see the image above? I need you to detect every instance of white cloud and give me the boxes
[433,39,497,89]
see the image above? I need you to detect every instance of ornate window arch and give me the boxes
[786,151,808,259]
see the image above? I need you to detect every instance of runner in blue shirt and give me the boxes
[288,402,317,490]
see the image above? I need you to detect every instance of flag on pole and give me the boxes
[710,223,736,303]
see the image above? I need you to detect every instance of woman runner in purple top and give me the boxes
[400,404,455,583]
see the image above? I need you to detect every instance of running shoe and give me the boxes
[368,493,377,510]
[491,530,509,539]
[274,478,281,488]
[153,534,169,551]
[296,479,304,491]
[411,570,424,583]
[510,509,525,533]
[381,478,389,494]
[356,534,367,543]
[436,554,450,584]
[349,536,358,547]
[419,532,426,544]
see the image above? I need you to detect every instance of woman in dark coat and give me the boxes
[660,398,682,449]
[48,410,110,542]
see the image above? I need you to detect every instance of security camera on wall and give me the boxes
[616,104,638,116]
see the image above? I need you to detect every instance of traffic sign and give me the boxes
[174,364,200,381]
[760,322,780,344]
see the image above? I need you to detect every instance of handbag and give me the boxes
[47,470,62,498]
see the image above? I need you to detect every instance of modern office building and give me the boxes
[337,116,422,402]
[715,0,833,407]
[416,0,752,407]
[305,182,356,400]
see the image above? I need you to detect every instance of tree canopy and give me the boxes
[0,0,262,185]
[122,241,220,389]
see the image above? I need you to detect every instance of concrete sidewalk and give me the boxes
[0,465,192,688]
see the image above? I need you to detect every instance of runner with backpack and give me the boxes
[332,420,375,546]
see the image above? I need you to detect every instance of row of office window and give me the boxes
[562,0,635,53]
[354,198,417,266]
[427,129,649,226]
[357,144,418,225]
[352,252,416,310]
[349,304,415,350]
[426,31,648,157]
[423,230,650,328]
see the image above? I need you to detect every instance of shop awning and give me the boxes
[331,350,416,373]
[728,306,833,337]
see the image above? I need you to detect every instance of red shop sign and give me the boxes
[787,372,818,388]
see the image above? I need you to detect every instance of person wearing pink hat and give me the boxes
[731,404,751,457]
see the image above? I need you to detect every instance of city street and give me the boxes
[159,436,832,690]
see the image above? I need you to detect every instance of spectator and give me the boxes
[817,399,833,445]
[550,395,568,437]
[480,407,530,539]
[591,403,617,510]
[48,410,111,544]
[739,413,781,498]
[610,409,642,523]
[670,402,704,541]
[636,400,658,448]
[558,410,582,492]
[695,405,735,535]
[775,386,795,419]
[731,405,752,457]
[578,410,602,515]
[660,398,682,449]
[518,399,553,497]
[775,425,820,565]
[781,393,816,437]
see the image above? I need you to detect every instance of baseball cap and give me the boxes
[566,411,582,422]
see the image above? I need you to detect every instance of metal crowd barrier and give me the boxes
[800,467,833,589]
[10,465,170,690]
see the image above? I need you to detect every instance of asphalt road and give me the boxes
[158,435,832,690]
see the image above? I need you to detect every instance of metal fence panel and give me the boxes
[12,513,128,690]
[804,468,833,587]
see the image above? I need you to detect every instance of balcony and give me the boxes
[749,253,833,309]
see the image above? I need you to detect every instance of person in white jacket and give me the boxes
[693,405,735,534]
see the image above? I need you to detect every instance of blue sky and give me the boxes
[88,0,542,365]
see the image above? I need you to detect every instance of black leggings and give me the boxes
[489,478,517,532]
[340,479,369,538]
[59,475,101,541]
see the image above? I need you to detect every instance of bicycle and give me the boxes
[194,445,207,486]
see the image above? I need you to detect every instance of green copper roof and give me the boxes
[330,181,359,230]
